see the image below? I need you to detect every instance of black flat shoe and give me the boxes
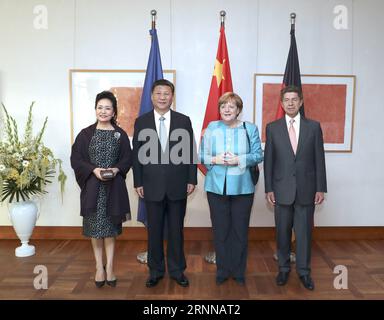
[95,280,105,288]
[106,279,117,287]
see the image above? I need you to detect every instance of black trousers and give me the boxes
[275,202,315,276]
[145,196,187,279]
[207,192,254,279]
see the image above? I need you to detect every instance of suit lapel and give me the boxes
[296,116,309,157]
[168,110,176,150]
[149,110,163,153]
[169,110,175,135]
[149,110,157,132]
[277,118,296,158]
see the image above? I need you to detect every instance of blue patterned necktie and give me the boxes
[159,116,167,151]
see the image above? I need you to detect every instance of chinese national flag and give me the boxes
[198,26,233,175]
[275,25,305,120]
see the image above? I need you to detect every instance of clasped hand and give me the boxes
[213,152,239,166]
[93,167,119,181]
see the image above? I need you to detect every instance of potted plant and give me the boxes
[0,102,66,257]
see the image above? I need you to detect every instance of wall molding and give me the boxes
[1,226,383,240]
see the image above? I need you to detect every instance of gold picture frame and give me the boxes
[253,74,356,152]
[69,69,176,143]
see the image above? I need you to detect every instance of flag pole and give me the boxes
[220,10,226,27]
[151,9,157,29]
[289,12,297,249]
[290,12,296,31]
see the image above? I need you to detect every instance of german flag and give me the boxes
[275,23,305,120]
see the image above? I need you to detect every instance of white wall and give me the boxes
[1,0,383,227]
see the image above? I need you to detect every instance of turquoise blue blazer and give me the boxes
[199,120,263,195]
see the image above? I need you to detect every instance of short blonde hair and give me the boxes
[218,92,243,115]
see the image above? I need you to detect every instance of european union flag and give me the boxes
[137,27,164,225]
[139,28,164,116]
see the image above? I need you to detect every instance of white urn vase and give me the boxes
[8,200,39,257]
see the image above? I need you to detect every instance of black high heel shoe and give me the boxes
[106,279,117,287]
[95,265,106,288]
[104,265,117,287]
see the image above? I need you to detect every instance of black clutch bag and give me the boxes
[100,169,114,180]
[243,122,260,185]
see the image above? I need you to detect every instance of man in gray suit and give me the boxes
[264,85,327,290]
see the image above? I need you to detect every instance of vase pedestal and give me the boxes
[9,200,38,257]
[15,242,36,257]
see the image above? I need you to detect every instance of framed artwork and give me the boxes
[69,69,176,143]
[253,74,356,152]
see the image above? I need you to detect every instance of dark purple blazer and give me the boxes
[70,123,132,224]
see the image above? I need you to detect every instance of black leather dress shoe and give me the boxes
[216,277,228,285]
[146,276,163,288]
[172,274,189,287]
[299,275,315,290]
[234,277,245,286]
[276,272,290,286]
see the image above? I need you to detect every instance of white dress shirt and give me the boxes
[285,113,300,144]
[154,109,171,140]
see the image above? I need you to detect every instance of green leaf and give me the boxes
[35,117,48,150]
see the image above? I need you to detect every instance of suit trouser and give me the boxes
[275,202,315,276]
[207,192,254,279]
[145,196,187,279]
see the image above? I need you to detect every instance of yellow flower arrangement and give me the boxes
[0,102,66,203]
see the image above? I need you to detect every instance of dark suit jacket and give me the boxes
[264,116,327,205]
[132,110,197,202]
[70,123,132,223]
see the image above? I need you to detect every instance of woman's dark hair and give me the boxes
[95,91,118,124]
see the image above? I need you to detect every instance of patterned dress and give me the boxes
[83,129,122,238]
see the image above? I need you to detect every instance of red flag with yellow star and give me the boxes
[198,26,233,174]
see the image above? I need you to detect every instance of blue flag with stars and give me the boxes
[137,27,164,224]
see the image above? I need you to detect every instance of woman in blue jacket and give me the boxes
[200,92,263,285]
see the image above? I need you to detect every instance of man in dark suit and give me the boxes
[264,85,327,291]
[133,79,197,288]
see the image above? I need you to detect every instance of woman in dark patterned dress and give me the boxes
[71,91,132,288]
